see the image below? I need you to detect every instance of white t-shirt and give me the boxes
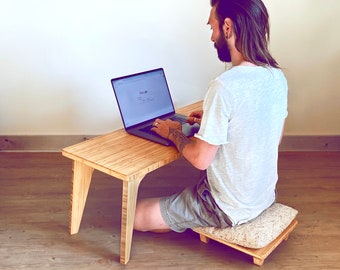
[195,66,288,226]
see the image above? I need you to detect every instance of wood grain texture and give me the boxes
[70,161,94,235]
[0,151,339,269]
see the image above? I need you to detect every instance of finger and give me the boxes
[151,126,160,134]
[189,112,201,118]
[153,118,163,127]
[186,116,195,124]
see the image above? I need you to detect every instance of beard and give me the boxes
[214,32,231,63]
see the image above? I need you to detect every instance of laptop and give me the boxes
[111,68,199,146]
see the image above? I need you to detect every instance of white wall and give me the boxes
[1,0,339,136]
[264,0,340,135]
[0,0,223,135]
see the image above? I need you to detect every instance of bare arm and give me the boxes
[169,128,218,170]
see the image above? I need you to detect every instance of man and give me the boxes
[134,0,288,233]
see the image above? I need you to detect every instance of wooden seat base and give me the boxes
[192,219,298,266]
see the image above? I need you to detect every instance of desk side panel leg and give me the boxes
[70,161,94,235]
[120,178,143,264]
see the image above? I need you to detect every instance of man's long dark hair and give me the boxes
[211,0,279,68]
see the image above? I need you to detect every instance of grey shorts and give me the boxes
[159,172,232,233]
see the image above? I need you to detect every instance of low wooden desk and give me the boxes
[62,101,202,264]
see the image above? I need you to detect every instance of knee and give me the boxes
[133,198,168,232]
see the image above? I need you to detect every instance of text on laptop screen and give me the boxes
[112,69,175,128]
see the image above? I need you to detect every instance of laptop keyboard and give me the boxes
[169,115,186,124]
[139,116,187,134]
[140,125,155,134]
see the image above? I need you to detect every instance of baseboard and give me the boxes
[279,135,340,151]
[0,135,339,152]
[0,135,96,152]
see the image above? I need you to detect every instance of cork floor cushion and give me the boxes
[192,203,298,266]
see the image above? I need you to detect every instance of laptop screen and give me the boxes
[111,68,175,128]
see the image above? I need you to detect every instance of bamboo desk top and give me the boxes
[62,100,202,182]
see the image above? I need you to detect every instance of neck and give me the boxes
[229,44,245,66]
[227,34,255,67]
[231,56,245,67]
[231,55,256,67]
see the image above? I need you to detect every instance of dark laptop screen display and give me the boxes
[112,68,175,128]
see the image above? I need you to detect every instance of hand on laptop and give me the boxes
[151,119,182,139]
[187,110,203,125]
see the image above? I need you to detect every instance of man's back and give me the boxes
[196,65,288,226]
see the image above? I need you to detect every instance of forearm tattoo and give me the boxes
[168,127,191,153]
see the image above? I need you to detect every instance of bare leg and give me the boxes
[134,197,171,232]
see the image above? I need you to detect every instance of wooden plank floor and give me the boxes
[0,151,339,270]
